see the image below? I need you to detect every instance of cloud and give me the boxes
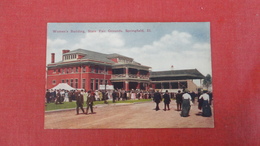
[72,32,125,53]
[124,31,211,76]
[46,38,68,64]
[47,30,211,77]
[47,38,67,48]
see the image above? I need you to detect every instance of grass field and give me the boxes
[45,99,153,111]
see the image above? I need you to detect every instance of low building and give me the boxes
[46,49,205,92]
[150,69,205,92]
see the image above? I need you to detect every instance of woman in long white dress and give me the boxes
[63,90,69,102]
[131,89,136,99]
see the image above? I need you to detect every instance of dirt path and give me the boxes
[45,100,214,129]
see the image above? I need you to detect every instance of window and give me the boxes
[70,79,74,87]
[66,79,69,84]
[76,67,78,73]
[91,67,95,73]
[75,79,78,88]
[82,79,86,89]
[83,67,86,72]
[95,79,99,90]
[52,80,56,85]
[90,79,94,90]
[61,79,65,83]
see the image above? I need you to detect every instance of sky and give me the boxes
[46,22,212,78]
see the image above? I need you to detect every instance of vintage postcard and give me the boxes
[45,22,213,129]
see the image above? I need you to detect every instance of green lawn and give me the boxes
[45,99,153,111]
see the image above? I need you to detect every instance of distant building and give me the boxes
[150,69,205,92]
[46,49,205,92]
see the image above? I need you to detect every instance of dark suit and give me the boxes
[163,93,171,110]
[86,94,94,114]
[112,91,117,103]
[153,92,162,111]
[55,92,62,104]
[76,92,85,114]
[45,91,51,103]
[176,93,183,111]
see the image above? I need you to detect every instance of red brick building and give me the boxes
[46,49,151,91]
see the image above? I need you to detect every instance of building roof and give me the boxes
[48,49,151,69]
[150,69,205,80]
[106,53,133,61]
[64,49,115,64]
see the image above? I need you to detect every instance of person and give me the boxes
[123,91,127,101]
[50,89,56,103]
[190,91,196,103]
[95,90,99,101]
[199,90,212,117]
[117,90,122,101]
[175,90,183,111]
[98,90,103,101]
[55,90,62,104]
[131,89,136,99]
[82,90,88,105]
[45,89,51,103]
[112,90,117,103]
[127,91,130,100]
[71,90,76,101]
[104,91,108,104]
[68,90,73,102]
[75,90,85,115]
[197,90,203,110]
[63,90,69,102]
[163,90,171,111]
[137,92,140,100]
[60,89,65,102]
[180,89,192,117]
[86,90,94,114]
[153,90,162,111]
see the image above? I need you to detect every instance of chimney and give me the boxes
[51,53,55,63]
[62,50,70,54]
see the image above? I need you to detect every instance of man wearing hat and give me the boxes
[75,90,85,115]
[86,90,95,114]
[153,90,162,111]
[163,90,171,111]
[176,90,183,111]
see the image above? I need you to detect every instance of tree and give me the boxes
[203,74,212,90]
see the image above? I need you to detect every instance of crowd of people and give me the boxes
[45,88,152,115]
[45,89,99,115]
[152,89,213,117]
[45,88,213,117]
[45,89,153,104]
